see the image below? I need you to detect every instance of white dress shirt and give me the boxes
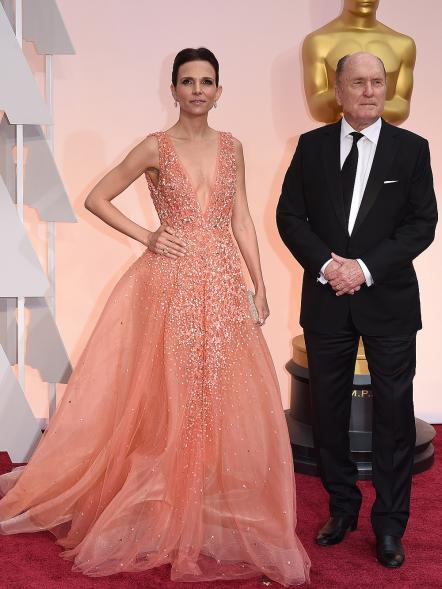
[319,116,381,287]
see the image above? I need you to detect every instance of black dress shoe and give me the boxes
[315,515,358,546]
[376,535,405,568]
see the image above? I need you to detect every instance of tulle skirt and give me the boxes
[0,247,310,585]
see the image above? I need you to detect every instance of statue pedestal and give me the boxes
[286,335,435,480]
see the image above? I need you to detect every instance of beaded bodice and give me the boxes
[145,131,236,234]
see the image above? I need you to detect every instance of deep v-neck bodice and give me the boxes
[164,132,221,217]
[145,130,236,231]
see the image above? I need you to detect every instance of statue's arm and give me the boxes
[383,38,416,125]
[302,36,341,123]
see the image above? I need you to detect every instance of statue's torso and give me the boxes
[303,20,415,124]
[320,30,406,98]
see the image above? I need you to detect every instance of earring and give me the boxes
[214,101,217,109]
[174,100,178,108]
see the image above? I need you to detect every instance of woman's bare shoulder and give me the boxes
[120,133,160,174]
[229,135,244,161]
[143,132,161,153]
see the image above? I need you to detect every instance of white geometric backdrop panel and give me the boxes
[0,4,51,124]
[0,176,49,296]
[0,0,75,462]
[23,0,74,55]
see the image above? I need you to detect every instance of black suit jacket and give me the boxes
[276,119,438,335]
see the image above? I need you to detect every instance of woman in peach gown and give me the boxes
[0,48,310,586]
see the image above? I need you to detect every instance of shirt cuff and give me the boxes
[317,258,333,284]
[357,259,374,287]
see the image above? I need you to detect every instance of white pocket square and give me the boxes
[384,180,399,184]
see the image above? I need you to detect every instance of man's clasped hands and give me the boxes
[324,252,366,296]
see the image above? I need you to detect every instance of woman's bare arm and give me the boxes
[231,138,269,324]
[85,136,186,257]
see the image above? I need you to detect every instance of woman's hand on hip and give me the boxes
[147,225,187,258]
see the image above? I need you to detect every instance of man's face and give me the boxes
[344,0,379,16]
[335,53,386,129]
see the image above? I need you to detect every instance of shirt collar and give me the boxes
[341,116,382,144]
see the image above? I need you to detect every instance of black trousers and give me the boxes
[304,322,416,537]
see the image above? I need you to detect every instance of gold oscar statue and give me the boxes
[302,0,416,125]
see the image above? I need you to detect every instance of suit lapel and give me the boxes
[352,120,399,235]
[322,121,348,233]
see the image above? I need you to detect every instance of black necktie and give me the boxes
[341,132,364,225]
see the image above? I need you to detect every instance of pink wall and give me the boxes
[45,0,441,421]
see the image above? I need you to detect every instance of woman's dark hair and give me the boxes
[172,47,219,87]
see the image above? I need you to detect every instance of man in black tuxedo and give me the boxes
[277,52,437,568]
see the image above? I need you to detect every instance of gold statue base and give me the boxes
[286,335,435,479]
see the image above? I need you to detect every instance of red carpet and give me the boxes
[0,427,440,589]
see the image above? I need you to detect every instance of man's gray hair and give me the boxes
[335,54,386,86]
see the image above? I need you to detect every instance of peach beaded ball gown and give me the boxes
[0,131,310,586]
